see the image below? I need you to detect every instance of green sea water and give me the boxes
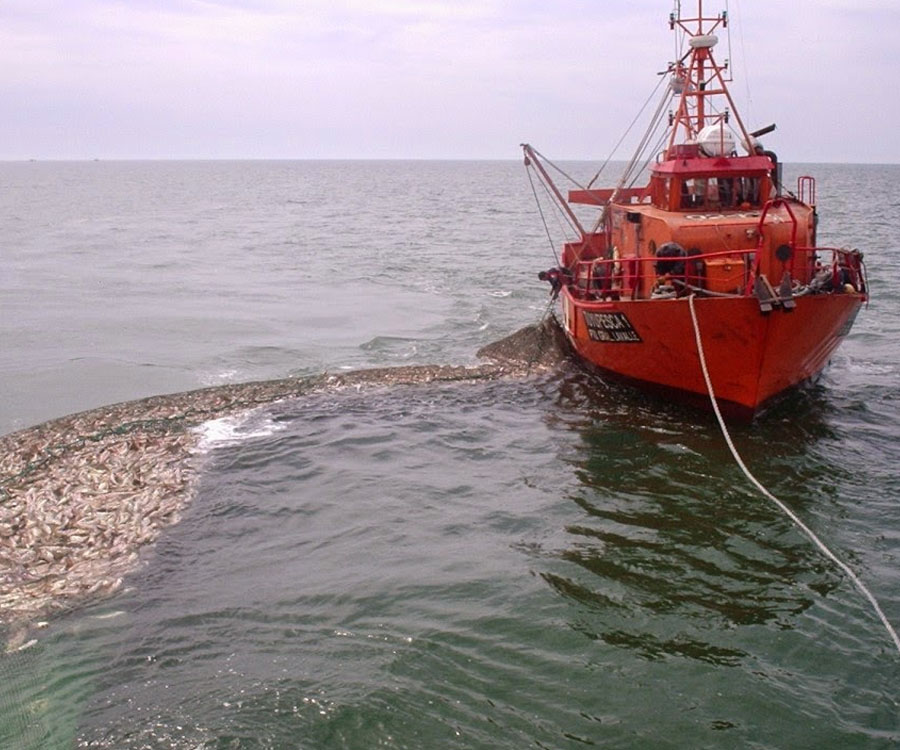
[1,161,897,748]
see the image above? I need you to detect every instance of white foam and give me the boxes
[193,408,286,452]
[198,368,239,386]
[91,610,126,621]
[845,360,894,376]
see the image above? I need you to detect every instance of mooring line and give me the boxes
[686,294,900,656]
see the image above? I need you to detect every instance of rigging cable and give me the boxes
[626,125,672,192]
[589,85,674,235]
[730,0,753,125]
[539,172,581,243]
[524,164,562,266]
[725,0,734,83]
[686,294,900,656]
[617,86,673,193]
[530,146,587,191]
[586,72,671,190]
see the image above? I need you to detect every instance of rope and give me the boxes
[686,294,900,656]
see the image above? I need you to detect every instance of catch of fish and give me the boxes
[0,321,567,647]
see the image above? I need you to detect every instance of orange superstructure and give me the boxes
[525,2,866,419]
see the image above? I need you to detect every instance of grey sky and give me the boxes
[2,0,898,162]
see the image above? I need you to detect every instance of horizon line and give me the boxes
[4,157,899,167]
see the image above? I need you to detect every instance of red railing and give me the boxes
[566,245,866,302]
[798,175,816,205]
[569,247,753,301]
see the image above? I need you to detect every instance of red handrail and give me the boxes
[566,245,864,302]
[798,175,816,205]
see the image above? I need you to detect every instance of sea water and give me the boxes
[0,160,898,748]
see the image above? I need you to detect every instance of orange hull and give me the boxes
[562,289,864,417]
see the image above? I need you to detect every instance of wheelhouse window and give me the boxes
[678,175,766,210]
[654,177,673,209]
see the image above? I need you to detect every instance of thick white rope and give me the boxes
[686,294,900,655]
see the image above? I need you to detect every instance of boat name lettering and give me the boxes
[583,311,642,343]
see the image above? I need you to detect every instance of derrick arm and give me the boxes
[522,144,587,237]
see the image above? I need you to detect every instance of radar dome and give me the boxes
[697,123,736,157]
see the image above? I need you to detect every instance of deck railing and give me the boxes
[567,245,866,302]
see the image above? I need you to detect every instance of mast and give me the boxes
[665,2,753,157]
[697,0,705,129]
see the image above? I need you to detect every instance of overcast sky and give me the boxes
[2,0,898,162]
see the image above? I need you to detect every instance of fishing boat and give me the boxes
[524,2,867,419]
